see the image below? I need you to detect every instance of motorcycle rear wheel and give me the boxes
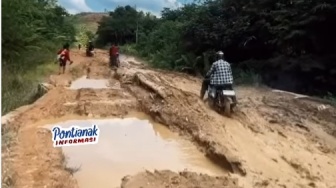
[223,97,231,117]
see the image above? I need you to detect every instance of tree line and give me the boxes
[2,0,76,70]
[96,1,336,96]
[2,0,76,114]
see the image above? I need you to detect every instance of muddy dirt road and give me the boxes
[2,49,336,188]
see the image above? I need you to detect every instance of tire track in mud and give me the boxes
[119,71,245,175]
[2,49,336,188]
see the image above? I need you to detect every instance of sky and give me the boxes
[58,0,193,17]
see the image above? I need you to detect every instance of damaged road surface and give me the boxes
[2,49,336,188]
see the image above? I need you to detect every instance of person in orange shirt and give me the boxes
[57,43,73,74]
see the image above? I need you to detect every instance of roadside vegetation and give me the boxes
[1,0,76,187]
[2,0,76,115]
[96,1,336,97]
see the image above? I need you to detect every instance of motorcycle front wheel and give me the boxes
[207,97,215,109]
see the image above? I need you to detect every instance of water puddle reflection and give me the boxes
[70,76,109,89]
[45,117,226,188]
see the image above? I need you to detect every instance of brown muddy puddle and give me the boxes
[45,116,226,188]
[70,76,109,89]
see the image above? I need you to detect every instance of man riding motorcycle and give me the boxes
[203,51,237,107]
[86,41,94,56]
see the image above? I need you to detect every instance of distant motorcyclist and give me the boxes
[88,41,94,51]
[205,51,237,106]
[86,41,94,56]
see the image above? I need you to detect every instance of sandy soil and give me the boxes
[2,49,336,188]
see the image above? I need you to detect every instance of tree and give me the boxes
[2,0,76,113]
[96,1,336,95]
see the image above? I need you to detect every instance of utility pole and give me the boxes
[135,4,139,44]
[136,20,138,44]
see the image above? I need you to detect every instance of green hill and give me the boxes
[73,12,108,45]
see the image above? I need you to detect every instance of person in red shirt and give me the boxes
[109,43,119,68]
[57,43,73,74]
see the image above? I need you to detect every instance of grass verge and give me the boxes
[1,62,57,187]
[119,44,139,57]
[232,68,262,86]
[323,92,336,106]
[2,62,57,115]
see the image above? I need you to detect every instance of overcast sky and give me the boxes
[58,0,193,17]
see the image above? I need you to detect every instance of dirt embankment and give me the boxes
[2,49,336,188]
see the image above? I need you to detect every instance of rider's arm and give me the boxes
[206,62,216,78]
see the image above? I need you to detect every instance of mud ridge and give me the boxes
[117,69,246,176]
[1,52,90,188]
[2,82,54,188]
[120,170,241,188]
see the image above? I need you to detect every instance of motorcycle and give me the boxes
[207,86,236,117]
[86,50,94,57]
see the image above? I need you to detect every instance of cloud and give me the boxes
[102,0,183,16]
[59,0,184,16]
[59,0,92,14]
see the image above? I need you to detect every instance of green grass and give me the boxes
[1,62,57,115]
[1,62,57,188]
[233,69,263,86]
[323,92,336,105]
[119,44,139,56]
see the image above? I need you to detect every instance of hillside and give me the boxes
[74,12,108,34]
[72,12,108,46]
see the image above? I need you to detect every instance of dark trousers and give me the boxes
[200,79,210,99]
[110,56,118,67]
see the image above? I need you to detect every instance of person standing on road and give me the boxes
[57,43,73,75]
[78,43,81,50]
[109,43,119,68]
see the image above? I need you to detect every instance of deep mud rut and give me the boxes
[2,49,336,188]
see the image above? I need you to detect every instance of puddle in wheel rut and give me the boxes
[70,76,109,89]
[45,115,226,188]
